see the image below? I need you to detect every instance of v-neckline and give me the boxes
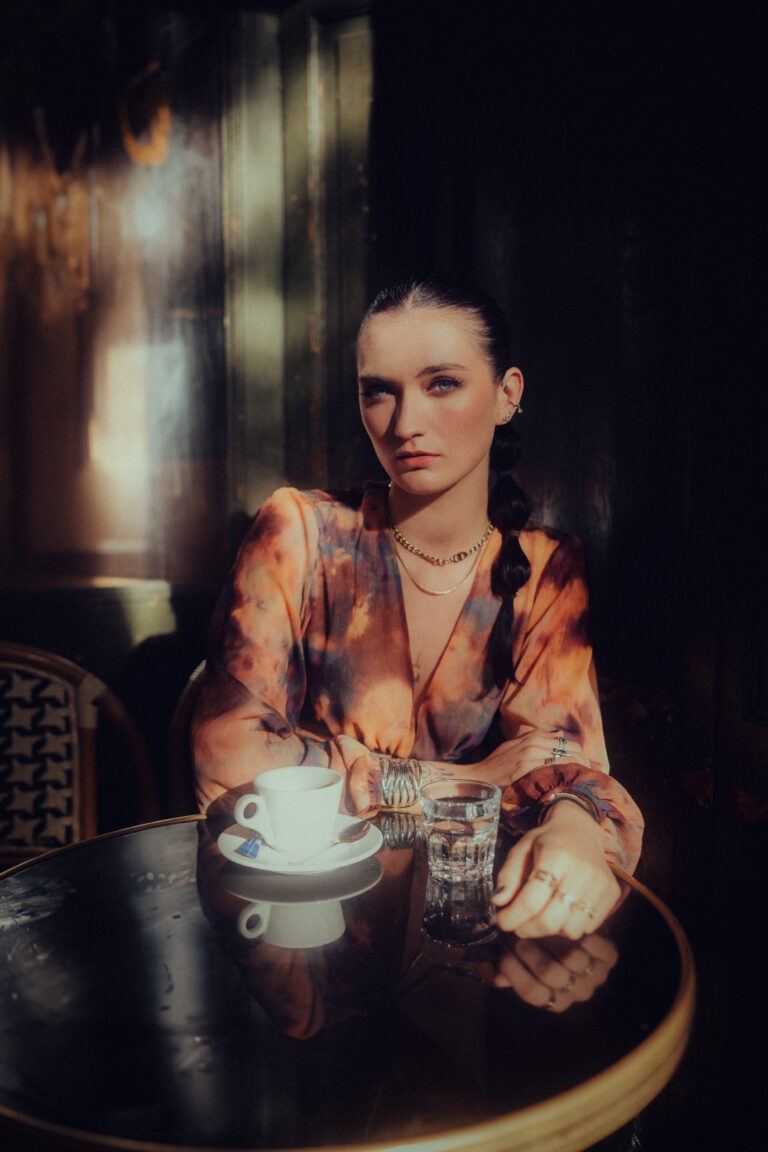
[384,524,498,717]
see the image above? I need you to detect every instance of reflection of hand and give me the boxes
[491,801,621,938]
[493,933,618,1012]
[343,744,383,815]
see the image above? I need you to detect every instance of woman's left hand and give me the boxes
[491,800,621,939]
[492,933,619,1011]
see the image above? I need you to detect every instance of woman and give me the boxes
[192,274,643,940]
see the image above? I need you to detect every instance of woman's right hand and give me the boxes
[469,731,594,791]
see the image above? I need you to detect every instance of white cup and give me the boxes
[237,898,345,948]
[233,765,344,862]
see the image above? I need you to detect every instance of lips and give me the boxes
[396,451,438,467]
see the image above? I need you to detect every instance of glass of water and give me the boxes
[421,874,498,949]
[420,779,501,882]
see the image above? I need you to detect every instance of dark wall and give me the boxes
[369,0,763,689]
[363,11,766,1143]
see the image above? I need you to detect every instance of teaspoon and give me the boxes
[337,819,370,843]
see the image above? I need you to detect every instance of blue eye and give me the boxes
[430,376,461,392]
[359,382,392,400]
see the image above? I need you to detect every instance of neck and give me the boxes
[387,475,491,553]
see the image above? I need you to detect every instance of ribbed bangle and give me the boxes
[537,791,602,826]
[378,755,422,809]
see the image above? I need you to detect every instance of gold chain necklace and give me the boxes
[394,540,485,596]
[388,516,494,566]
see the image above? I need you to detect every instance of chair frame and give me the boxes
[1,642,158,865]
[167,660,206,816]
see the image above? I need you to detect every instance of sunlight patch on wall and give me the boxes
[88,342,150,553]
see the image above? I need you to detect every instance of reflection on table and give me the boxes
[0,812,694,1152]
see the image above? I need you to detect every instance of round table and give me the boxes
[0,815,694,1152]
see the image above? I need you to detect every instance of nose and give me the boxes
[392,390,425,441]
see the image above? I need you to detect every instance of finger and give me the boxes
[513,938,575,989]
[494,952,554,1009]
[347,757,382,814]
[491,842,532,907]
[554,900,595,941]
[534,935,589,967]
[493,865,561,930]
[512,877,606,940]
[580,933,620,969]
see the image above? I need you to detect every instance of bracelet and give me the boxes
[378,755,422,809]
[537,791,602,826]
[380,812,424,848]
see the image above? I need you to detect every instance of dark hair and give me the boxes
[362,273,531,688]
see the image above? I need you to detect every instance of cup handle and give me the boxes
[237,901,271,940]
[234,793,268,834]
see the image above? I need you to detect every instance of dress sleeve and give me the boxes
[191,488,377,812]
[498,533,644,872]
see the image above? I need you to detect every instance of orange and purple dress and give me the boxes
[192,483,643,871]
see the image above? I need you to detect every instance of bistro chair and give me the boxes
[0,642,159,869]
[167,660,206,816]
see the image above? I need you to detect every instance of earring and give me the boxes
[513,402,523,414]
[503,412,513,423]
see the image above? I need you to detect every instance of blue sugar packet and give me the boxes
[236,831,264,859]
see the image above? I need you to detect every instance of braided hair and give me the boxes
[361,273,531,688]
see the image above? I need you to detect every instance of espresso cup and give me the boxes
[233,765,344,862]
[237,898,345,948]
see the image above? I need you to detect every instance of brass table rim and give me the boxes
[0,824,696,1152]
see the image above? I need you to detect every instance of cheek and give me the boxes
[442,398,497,442]
[360,406,387,442]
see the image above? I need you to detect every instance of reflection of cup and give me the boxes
[420,779,501,881]
[237,898,345,948]
[421,874,497,948]
[234,766,343,862]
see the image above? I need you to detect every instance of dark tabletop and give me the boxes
[0,814,693,1152]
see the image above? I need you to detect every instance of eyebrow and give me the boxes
[418,363,467,377]
[358,363,468,383]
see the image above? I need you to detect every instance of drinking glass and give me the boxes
[420,779,501,882]
[421,874,497,949]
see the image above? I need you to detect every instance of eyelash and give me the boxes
[429,376,461,393]
[359,384,390,400]
[359,376,462,401]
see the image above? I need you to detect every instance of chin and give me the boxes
[390,472,448,496]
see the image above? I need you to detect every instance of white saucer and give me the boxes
[219,854,384,904]
[216,814,383,875]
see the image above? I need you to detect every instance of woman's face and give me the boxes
[357,307,522,500]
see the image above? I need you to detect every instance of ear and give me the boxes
[496,368,524,424]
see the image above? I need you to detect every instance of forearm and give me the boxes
[193,715,331,811]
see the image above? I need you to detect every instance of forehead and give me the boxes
[357,307,489,370]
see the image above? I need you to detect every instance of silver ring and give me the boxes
[563,974,577,993]
[531,868,557,888]
[558,890,577,907]
[573,898,596,918]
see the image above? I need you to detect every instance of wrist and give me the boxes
[376,754,422,809]
[538,791,602,827]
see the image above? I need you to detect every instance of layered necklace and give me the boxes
[387,506,495,596]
